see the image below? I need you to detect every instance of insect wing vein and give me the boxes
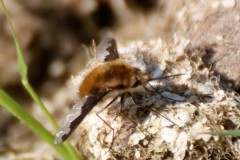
[96,37,119,62]
[54,90,108,145]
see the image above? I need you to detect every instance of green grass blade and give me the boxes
[64,142,82,160]
[0,0,27,80]
[22,80,59,129]
[202,130,240,137]
[23,82,82,160]
[0,1,81,159]
[0,89,79,160]
[0,0,57,129]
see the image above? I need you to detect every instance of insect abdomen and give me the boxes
[79,60,136,98]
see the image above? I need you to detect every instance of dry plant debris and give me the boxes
[67,38,240,159]
[1,0,240,159]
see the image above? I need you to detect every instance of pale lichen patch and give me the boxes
[71,38,240,159]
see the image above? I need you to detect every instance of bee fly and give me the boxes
[54,38,184,145]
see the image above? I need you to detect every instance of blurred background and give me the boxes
[0,0,239,159]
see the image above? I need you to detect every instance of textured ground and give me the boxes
[0,0,240,159]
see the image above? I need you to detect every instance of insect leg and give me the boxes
[148,106,178,126]
[96,94,121,150]
[146,82,184,102]
[112,94,125,121]
[149,73,186,82]
[97,94,120,114]
[124,93,150,136]
[129,92,178,126]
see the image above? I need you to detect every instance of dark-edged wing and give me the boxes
[96,37,119,62]
[54,90,109,145]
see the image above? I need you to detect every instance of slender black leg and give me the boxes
[146,82,184,102]
[129,92,177,126]
[112,94,125,121]
[96,95,120,151]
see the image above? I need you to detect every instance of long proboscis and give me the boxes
[149,73,186,82]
